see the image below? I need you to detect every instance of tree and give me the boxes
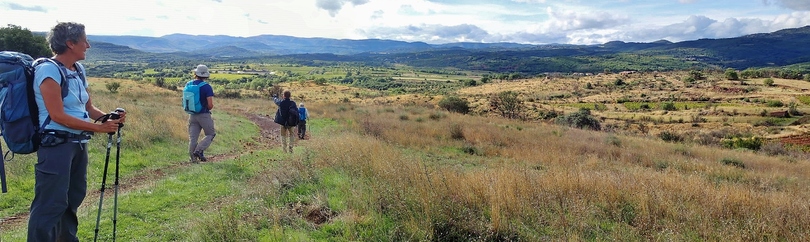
[0,24,51,58]
[490,91,524,119]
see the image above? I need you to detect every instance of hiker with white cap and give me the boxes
[297,103,309,139]
[182,64,216,163]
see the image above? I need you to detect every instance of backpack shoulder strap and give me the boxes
[75,62,87,87]
[32,58,71,131]
[33,58,70,98]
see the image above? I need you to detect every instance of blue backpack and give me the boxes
[182,80,208,114]
[0,51,81,193]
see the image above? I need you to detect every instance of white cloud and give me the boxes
[0,0,808,45]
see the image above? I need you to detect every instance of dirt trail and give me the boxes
[0,113,282,230]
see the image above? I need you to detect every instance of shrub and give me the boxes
[660,102,677,111]
[267,85,283,98]
[154,77,165,87]
[788,102,801,116]
[605,135,621,147]
[760,142,788,156]
[105,81,121,93]
[449,124,464,140]
[766,100,784,107]
[555,108,601,131]
[722,136,763,151]
[460,145,481,155]
[763,78,775,86]
[428,112,445,121]
[658,131,683,143]
[219,89,241,99]
[438,96,470,114]
[725,68,739,80]
[721,157,746,168]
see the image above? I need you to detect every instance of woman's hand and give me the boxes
[98,119,120,133]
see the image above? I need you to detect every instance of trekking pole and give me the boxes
[1,146,7,193]
[93,131,114,242]
[93,108,124,242]
[112,119,124,241]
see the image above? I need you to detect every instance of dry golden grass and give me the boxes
[89,78,188,147]
[80,76,810,240]
[304,101,810,240]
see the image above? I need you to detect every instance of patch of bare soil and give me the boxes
[0,113,283,230]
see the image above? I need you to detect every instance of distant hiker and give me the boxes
[28,22,127,242]
[297,103,309,139]
[273,90,298,153]
[185,64,216,163]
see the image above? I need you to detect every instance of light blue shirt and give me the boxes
[33,61,89,134]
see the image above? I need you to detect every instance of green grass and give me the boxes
[0,105,261,241]
[564,103,607,111]
[208,73,256,80]
[623,101,709,111]
[798,95,810,105]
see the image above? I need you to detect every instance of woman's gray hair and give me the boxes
[46,22,86,54]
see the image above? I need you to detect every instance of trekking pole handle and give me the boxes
[113,108,125,129]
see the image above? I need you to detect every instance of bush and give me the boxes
[219,89,242,99]
[658,131,683,143]
[721,158,746,168]
[154,77,165,87]
[105,81,121,93]
[766,100,784,107]
[449,124,464,140]
[555,108,601,131]
[760,142,788,156]
[438,96,470,114]
[722,136,763,151]
[429,112,445,121]
[660,102,677,111]
[725,68,739,80]
[763,78,775,86]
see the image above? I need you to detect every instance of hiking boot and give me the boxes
[193,151,207,162]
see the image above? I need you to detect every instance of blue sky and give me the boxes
[2,0,809,45]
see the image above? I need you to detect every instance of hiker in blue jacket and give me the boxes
[297,103,309,139]
[273,90,297,153]
[29,22,126,242]
[187,64,216,163]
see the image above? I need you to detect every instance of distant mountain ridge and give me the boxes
[86,25,810,73]
[89,33,505,55]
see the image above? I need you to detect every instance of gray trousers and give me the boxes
[188,113,216,158]
[297,120,307,139]
[28,141,88,242]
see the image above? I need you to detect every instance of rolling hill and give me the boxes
[86,25,810,74]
